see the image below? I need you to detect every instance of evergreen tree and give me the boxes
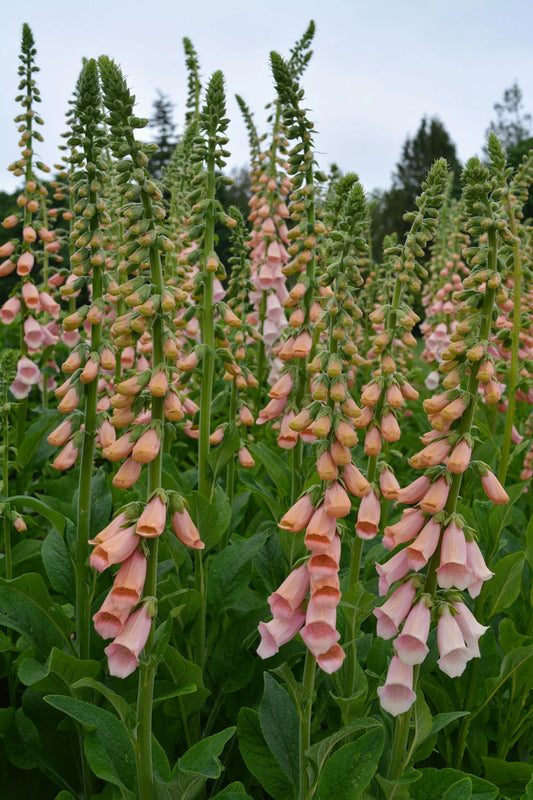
[371,116,461,254]
[148,90,178,179]
[486,82,532,151]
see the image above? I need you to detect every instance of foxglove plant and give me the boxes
[265,49,326,501]
[96,54,182,799]
[376,144,514,784]
[257,176,368,800]
[1,24,61,435]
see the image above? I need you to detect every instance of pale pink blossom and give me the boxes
[300,601,340,658]
[324,481,351,518]
[171,508,204,549]
[93,594,132,639]
[394,599,431,665]
[268,564,310,620]
[355,490,381,539]
[257,610,306,658]
[318,644,346,674]
[279,494,315,533]
[105,604,152,678]
[90,525,139,572]
[376,549,410,596]
[419,477,450,514]
[109,549,147,610]
[437,522,472,590]
[437,606,469,678]
[377,656,416,716]
[305,504,337,551]
[308,535,341,581]
[465,540,494,598]
[398,475,431,504]
[136,496,166,538]
[374,579,416,640]
[0,296,20,324]
[383,508,426,550]
[406,518,441,571]
[452,602,489,658]
[480,471,509,504]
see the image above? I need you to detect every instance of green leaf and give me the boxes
[4,708,42,770]
[0,573,74,658]
[41,527,75,598]
[207,530,267,612]
[484,551,525,618]
[526,513,533,571]
[207,423,240,484]
[177,726,235,778]
[482,757,533,791]
[152,732,171,783]
[259,673,299,787]
[8,495,67,535]
[18,648,100,694]
[211,782,252,799]
[410,768,498,800]
[54,793,77,800]
[526,776,533,799]
[71,677,133,726]
[376,769,422,800]
[239,472,284,520]
[430,710,470,736]
[0,539,42,578]
[17,410,58,468]
[315,727,385,800]
[486,483,525,553]
[479,645,533,714]
[45,695,137,793]
[237,707,294,800]
[408,691,433,760]
[442,778,472,800]
[340,582,376,626]
[307,718,381,790]
[90,469,113,538]
[161,645,209,716]
[187,486,231,550]
[248,443,291,500]
[161,452,193,494]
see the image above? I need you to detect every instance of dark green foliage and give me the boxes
[371,117,461,254]
[485,82,532,152]
[149,90,178,179]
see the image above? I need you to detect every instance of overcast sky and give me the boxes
[2,0,533,196]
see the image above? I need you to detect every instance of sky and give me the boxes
[2,0,533,196]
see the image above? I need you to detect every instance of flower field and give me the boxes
[0,20,532,800]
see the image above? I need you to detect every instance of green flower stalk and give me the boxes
[186,70,231,499]
[269,49,325,502]
[223,206,259,510]
[491,139,533,485]
[375,150,513,784]
[64,58,110,660]
[0,352,20,583]
[237,21,315,415]
[1,24,57,442]
[99,55,170,800]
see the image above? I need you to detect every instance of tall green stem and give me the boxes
[195,149,217,679]
[498,195,522,485]
[3,406,11,581]
[299,650,316,800]
[226,380,237,507]
[75,190,102,660]
[135,190,165,800]
[292,168,316,502]
[255,291,267,416]
[198,151,216,498]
